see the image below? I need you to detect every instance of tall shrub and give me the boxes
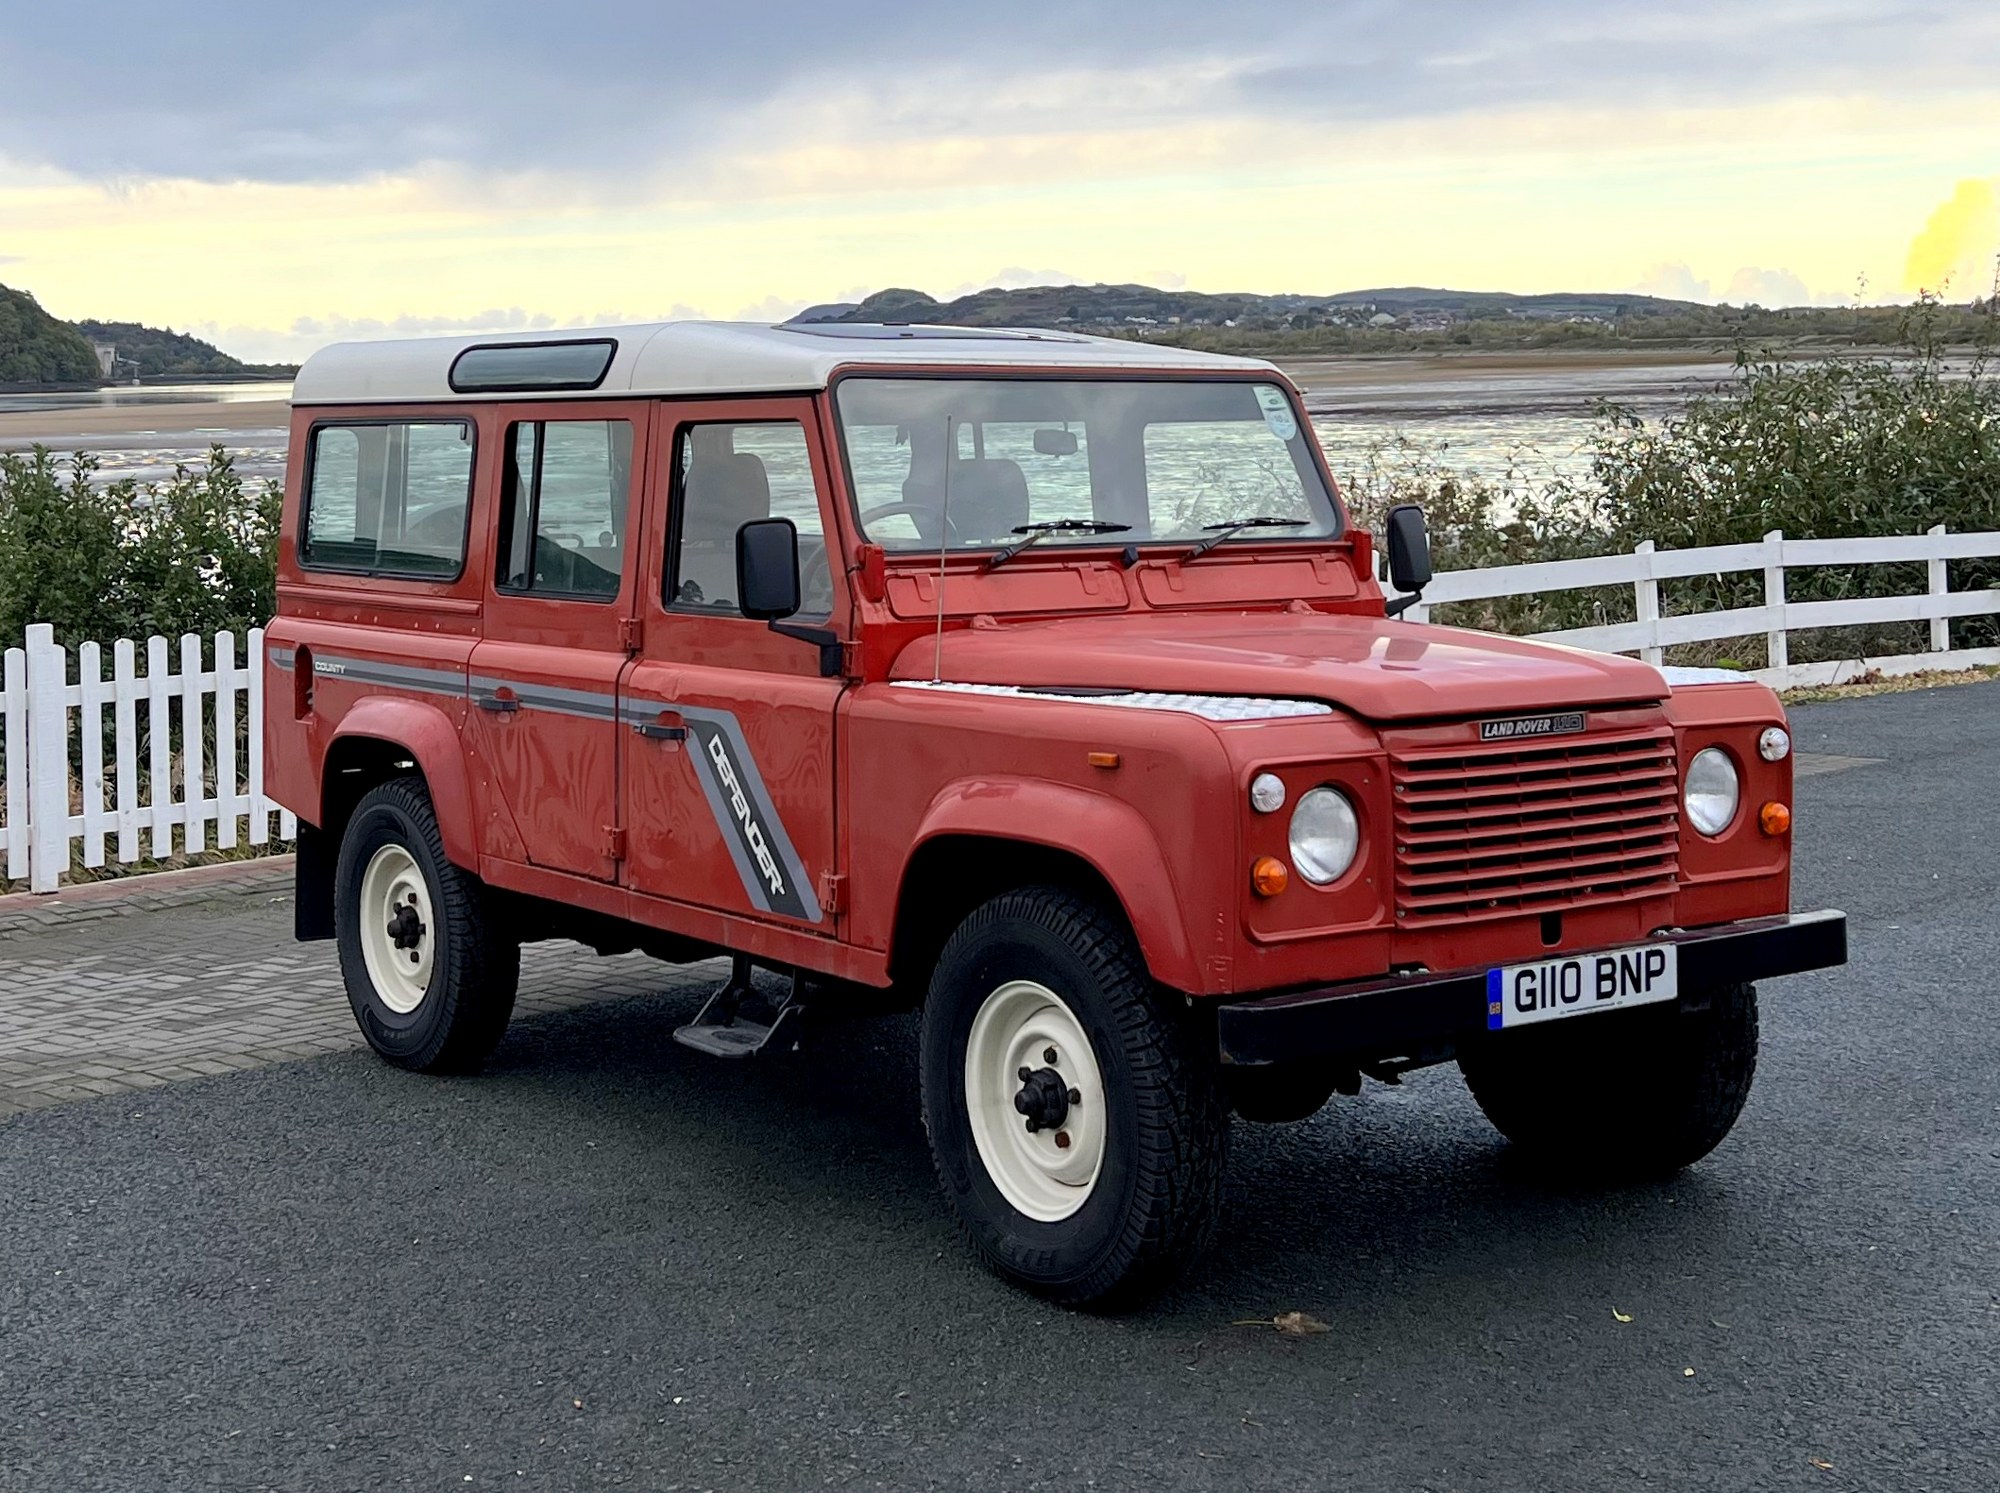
[0,446,281,646]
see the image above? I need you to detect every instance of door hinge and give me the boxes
[619,617,642,653]
[818,872,846,916]
[604,826,627,861]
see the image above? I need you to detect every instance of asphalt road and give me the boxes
[3,685,1995,1492]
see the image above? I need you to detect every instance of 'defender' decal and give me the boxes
[678,708,823,924]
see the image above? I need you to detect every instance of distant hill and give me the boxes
[0,285,102,386]
[791,283,1710,333]
[70,319,294,379]
[0,283,295,387]
[788,282,1995,356]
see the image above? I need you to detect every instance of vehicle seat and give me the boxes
[948,458,1030,543]
[677,452,771,609]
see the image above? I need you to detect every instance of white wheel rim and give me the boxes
[964,980,1107,1223]
[357,844,436,1015]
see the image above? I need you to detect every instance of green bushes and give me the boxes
[0,446,280,647]
[1337,310,2000,663]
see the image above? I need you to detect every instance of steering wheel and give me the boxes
[859,501,960,544]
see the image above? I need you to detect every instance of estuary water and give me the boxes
[0,356,1752,492]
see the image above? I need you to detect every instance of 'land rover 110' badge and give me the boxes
[1479,712,1587,742]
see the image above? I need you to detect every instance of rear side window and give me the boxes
[302,421,474,576]
[496,419,634,599]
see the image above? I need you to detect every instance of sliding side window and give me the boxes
[301,420,474,577]
[669,421,832,619]
[496,420,634,600]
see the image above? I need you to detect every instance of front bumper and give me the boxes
[1216,910,1848,1067]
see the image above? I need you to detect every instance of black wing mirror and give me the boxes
[1383,504,1431,618]
[736,517,802,621]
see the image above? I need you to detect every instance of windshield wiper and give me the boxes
[985,518,1132,571]
[1182,515,1310,562]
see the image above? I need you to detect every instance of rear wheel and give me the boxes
[334,778,520,1074]
[1459,982,1759,1178]
[919,887,1229,1309]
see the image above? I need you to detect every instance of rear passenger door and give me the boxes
[620,401,845,930]
[467,402,651,881]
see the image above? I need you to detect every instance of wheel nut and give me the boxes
[1054,1131,1071,1149]
[1044,1047,1058,1065]
[1018,1067,1032,1083]
[1068,1088,1081,1105]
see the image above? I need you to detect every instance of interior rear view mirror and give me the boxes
[1033,428,1079,456]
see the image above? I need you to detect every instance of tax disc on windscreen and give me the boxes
[1255,385,1298,441]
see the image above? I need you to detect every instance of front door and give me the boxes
[620,401,845,930]
[467,402,650,880]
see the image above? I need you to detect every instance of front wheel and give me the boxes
[334,777,520,1074]
[1459,982,1759,1179]
[919,887,1229,1309]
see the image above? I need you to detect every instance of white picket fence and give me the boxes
[2,524,1996,893]
[2,625,296,893]
[1393,524,2000,687]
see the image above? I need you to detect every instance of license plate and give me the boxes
[1486,944,1678,1030]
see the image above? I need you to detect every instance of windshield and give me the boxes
[834,377,1342,553]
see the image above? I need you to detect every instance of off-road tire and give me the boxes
[1459,982,1759,1178]
[334,777,520,1074]
[919,886,1230,1310]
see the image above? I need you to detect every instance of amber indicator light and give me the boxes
[1251,856,1289,897]
[1759,802,1791,836]
[1087,752,1121,769]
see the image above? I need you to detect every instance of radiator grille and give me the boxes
[1389,726,1680,925]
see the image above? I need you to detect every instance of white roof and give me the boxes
[290,321,1280,405]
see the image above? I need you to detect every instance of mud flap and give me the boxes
[295,822,336,942]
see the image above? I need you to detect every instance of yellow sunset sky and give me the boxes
[1,4,1995,363]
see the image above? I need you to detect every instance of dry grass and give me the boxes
[1781,665,2000,704]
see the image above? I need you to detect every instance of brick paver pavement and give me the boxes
[0,858,716,1118]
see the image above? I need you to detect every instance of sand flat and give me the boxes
[0,398,290,441]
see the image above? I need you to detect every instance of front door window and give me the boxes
[668,421,835,620]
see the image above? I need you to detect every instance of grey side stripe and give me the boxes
[278,649,822,924]
[468,675,619,722]
[309,654,465,698]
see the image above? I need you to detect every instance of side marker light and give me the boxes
[1759,802,1791,836]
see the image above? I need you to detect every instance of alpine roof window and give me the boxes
[448,339,616,394]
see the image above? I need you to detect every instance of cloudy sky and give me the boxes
[1,1,1996,362]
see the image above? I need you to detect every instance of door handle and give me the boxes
[477,690,520,714]
[633,709,686,741]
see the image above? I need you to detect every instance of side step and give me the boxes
[671,957,806,1059]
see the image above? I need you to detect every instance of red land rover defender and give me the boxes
[266,323,1846,1307]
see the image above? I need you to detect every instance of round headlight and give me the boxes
[1758,726,1791,762]
[1289,787,1360,885]
[1685,747,1741,837]
[1249,772,1287,814]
